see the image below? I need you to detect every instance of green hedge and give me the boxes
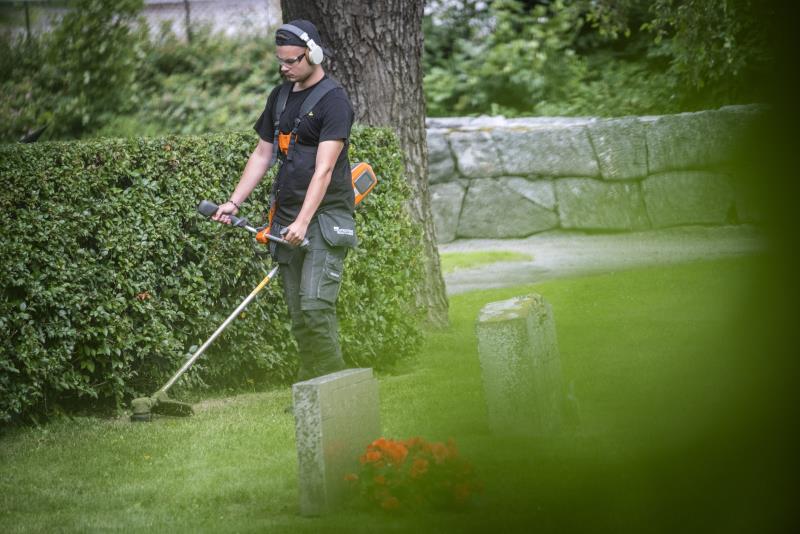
[0,127,423,423]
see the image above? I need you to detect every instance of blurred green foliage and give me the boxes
[425,0,589,116]
[0,127,422,424]
[99,22,282,138]
[0,2,280,143]
[0,0,777,141]
[423,0,775,117]
[0,0,145,141]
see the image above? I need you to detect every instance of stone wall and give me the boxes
[426,105,762,243]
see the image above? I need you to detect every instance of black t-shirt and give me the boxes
[253,77,355,225]
[254,77,354,146]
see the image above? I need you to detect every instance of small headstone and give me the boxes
[476,294,564,436]
[292,368,380,516]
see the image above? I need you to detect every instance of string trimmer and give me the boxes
[129,200,298,422]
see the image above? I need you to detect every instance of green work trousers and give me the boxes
[271,217,348,381]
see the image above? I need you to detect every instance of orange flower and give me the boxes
[453,482,472,504]
[446,438,459,457]
[353,436,479,512]
[403,436,424,449]
[430,442,449,464]
[383,441,408,465]
[381,495,401,510]
[410,457,429,478]
[343,473,358,482]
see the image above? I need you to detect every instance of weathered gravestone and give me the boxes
[476,294,564,436]
[292,368,380,516]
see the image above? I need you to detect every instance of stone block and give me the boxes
[642,171,735,227]
[555,178,650,231]
[476,294,564,436]
[293,368,380,516]
[427,115,596,130]
[493,126,599,177]
[645,108,753,174]
[730,174,765,224]
[586,117,649,180]
[430,181,466,243]
[457,178,559,238]
[449,130,504,178]
[426,130,457,184]
[502,177,557,210]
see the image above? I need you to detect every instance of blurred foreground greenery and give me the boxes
[1,255,793,532]
[1,0,780,142]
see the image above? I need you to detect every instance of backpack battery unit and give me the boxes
[351,162,377,205]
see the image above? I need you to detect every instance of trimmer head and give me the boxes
[126,201,282,424]
[130,412,153,422]
[129,391,193,422]
[152,390,194,416]
[130,396,155,422]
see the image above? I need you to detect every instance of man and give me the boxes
[213,20,356,381]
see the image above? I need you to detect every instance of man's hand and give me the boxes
[282,219,309,246]
[212,201,239,225]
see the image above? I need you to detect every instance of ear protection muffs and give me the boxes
[278,24,324,65]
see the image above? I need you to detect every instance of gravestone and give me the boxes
[476,294,564,436]
[292,368,380,516]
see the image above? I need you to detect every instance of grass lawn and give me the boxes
[439,250,532,274]
[0,255,788,533]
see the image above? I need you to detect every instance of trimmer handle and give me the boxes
[197,199,247,228]
[197,200,309,249]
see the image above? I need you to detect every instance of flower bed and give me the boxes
[346,437,481,511]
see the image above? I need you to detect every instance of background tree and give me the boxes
[280,0,449,327]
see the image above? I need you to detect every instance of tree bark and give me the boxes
[280,0,449,327]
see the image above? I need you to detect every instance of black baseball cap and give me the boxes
[275,19,324,49]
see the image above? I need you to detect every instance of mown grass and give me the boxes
[0,255,786,533]
[439,250,532,274]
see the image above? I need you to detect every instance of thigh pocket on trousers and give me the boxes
[317,253,344,304]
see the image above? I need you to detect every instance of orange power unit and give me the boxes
[351,162,377,205]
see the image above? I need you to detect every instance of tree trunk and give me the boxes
[280,0,449,327]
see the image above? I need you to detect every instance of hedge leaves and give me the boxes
[0,128,422,423]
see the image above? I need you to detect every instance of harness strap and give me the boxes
[267,77,343,230]
[285,77,340,161]
[269,82,292,168]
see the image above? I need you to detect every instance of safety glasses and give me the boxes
[276,52,305,66]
